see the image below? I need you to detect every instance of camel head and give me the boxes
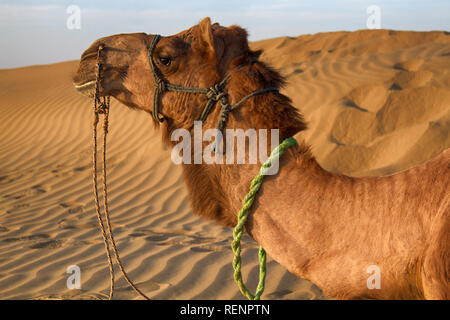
[73,18,265,131]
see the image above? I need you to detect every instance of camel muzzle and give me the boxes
[73,42,107,97]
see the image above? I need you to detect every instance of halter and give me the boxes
[147,34,279,149]
[90,35,295,301]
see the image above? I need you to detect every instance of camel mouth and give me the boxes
[73,79,96,97]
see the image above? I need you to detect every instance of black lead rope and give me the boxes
[147,34,279,152]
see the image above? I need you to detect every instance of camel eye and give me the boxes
[159,56,171,66]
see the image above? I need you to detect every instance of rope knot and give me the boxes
[155,78,166,93]
[206,84,225,101]
[96,101,107,114]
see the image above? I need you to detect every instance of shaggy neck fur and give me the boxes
[163,55,313,227]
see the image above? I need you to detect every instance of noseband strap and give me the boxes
[148,34,279,148]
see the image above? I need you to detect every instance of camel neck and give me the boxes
[179,136,330,229]
[174,60,325,227]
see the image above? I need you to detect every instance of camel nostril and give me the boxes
[80,50,98,62]
[81,43,106,62]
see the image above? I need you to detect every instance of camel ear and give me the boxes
[197,17,215,56]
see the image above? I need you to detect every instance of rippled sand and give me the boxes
[0,29,449,299]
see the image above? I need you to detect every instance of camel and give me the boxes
[72,18,449,300]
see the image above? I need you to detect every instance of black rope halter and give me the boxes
[148,34,279,151]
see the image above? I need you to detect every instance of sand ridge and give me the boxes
[0,29,449,299]
[253,29,450,176]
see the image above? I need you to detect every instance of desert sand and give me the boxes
[0,29,449,299]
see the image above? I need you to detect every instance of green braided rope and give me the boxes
[231,137,298,300]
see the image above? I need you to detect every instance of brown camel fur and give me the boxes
[73,18,449,300]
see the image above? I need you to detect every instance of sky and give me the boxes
[0,0,449,68]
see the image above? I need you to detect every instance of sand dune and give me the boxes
[0,29,449,299]
[253,29,450,176]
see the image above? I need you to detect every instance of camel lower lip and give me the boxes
[74,80,96,91]
[74,80,97,97]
